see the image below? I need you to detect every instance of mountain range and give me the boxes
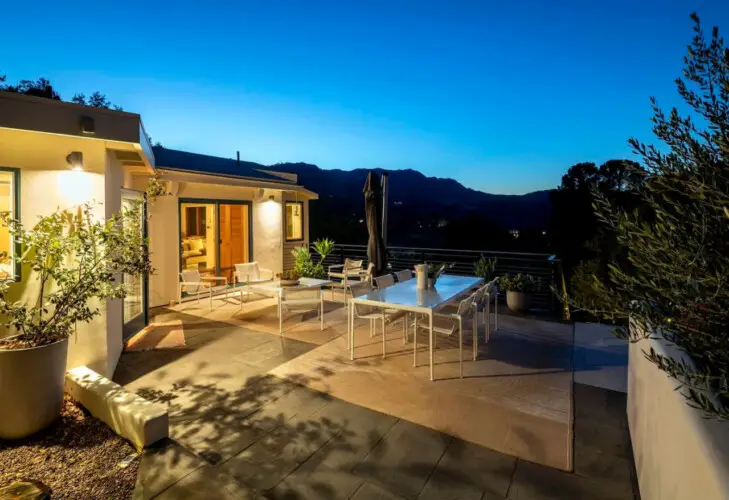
[263,162,553,249]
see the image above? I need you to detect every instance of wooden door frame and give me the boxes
[178,198,253,278]
[218,201,252,280]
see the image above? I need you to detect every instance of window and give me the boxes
[0,168,19,280]
[285,202,304,241]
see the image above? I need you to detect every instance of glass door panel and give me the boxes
[219,203,250,282]
[122,192,147,338]
[180,202,217,274]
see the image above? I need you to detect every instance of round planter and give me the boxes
[279,279,300,287]
[0,337,68,439]
[506,291,532,312]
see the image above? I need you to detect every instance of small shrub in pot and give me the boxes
[0,202,151,438]
[500,273,539,312]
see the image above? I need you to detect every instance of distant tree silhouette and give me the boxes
[71,91,123,110]
[0,73,121,110]
[0,76,60,100]
[549,159,644,316]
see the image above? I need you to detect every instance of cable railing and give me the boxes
[313,243,564,316]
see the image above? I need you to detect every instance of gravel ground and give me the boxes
[0,395,139,499]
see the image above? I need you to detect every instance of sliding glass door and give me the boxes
[122,190,148,338]
[180,202,217,273]
[179,200,252,282]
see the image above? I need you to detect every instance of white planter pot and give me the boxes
[506,291,531,312]
[0,337,68,439]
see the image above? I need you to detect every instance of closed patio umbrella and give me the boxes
[364,171,387,276]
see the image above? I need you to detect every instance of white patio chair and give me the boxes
[178,270,228,311]
[279,287,324,335]
[356,262,375,284]
[374,274,410,344]
[395,269,413,282]
[328,258,364,301]
[233,262,275,304]
[480,277,499,340]
[373,274,395,289]
[348,281,406,357]
[412,293,477,378]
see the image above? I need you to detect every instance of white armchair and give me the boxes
[179,270,228,310]
[328,259,364,300]
[233,262,275,285]
[233,262,275,303]
[328,258,364,278]
[279,287,324,335]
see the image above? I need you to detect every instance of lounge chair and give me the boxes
[178,270,228,310]
[233,262,275,303]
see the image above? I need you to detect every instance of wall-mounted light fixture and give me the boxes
[269,195,275,201]
[66,151,84,171]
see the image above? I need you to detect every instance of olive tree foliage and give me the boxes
[571,14,729,419]
[0,202,151,348]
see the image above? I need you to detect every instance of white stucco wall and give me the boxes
[0,126,134,378]
[140,179,286,307]
[628,331,729,500]
[104,154,124,376]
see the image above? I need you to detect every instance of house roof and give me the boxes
[152,146,295,184]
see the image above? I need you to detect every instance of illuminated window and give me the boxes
[0,168,19,281]
[285,202,303,241]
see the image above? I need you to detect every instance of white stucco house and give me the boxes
[0,91,317,377]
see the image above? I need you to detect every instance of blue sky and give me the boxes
[2,1,727,194]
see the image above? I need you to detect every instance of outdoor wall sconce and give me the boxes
[66,151,84,171]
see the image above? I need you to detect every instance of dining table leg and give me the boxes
[413,315,418,367]
[429,312,434,381]
[350,301,356,361]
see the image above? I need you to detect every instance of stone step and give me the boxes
[65,365,168,450]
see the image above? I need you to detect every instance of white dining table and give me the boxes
[348,274,483,381]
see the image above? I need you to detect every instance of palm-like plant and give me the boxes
[312,238,335,262]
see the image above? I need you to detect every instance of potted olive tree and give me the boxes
[0,202,151,439]
[500,273,538,312]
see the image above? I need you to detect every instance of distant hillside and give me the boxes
[267,163,551,225]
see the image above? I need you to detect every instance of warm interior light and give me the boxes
[66,151,84,171]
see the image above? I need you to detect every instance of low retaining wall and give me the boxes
[628,333,729,499]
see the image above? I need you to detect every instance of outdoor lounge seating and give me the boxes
[178,270,228,310]
[233,262,275,303]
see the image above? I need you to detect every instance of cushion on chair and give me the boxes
[189,239,205,252]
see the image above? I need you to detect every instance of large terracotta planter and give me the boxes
[0,337,68,439]
[506,291,531,312]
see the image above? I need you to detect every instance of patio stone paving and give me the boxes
[116,302,638,499]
